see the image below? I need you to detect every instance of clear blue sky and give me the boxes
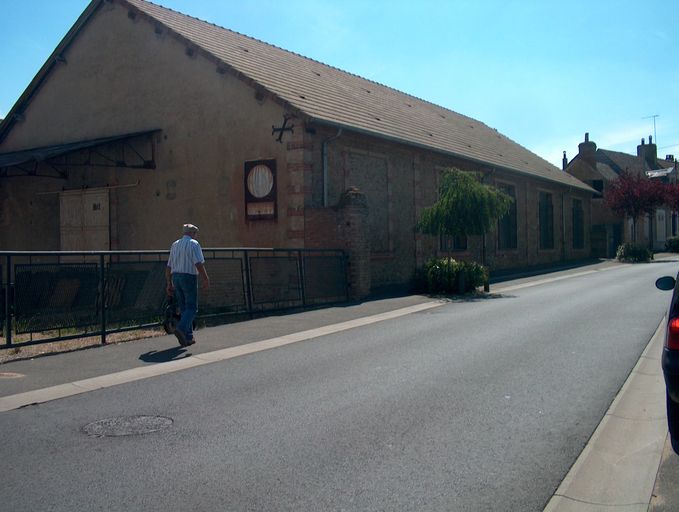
[1,0,678,168]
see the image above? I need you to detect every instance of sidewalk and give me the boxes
[543,318,672,511]
[1,256,678,510]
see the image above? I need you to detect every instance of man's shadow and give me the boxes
[139,346,191,363]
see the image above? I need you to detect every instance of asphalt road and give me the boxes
[1,260,678,511]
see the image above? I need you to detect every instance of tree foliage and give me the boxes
[604,171,667,241]
[416,168,512,237]
[665,183,679,213]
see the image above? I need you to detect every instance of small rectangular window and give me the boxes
[591,180,604,194]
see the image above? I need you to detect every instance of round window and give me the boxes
[247,164,274,198]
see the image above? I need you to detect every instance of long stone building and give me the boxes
[0,0,593,296]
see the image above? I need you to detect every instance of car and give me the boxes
[655,274,679,454]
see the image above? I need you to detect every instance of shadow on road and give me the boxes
[139,346,190,363]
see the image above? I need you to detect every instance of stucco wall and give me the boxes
[0,0,593,294]
[0,0,299,251]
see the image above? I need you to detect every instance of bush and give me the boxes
[616,243,653,263]
[458,261,489,292]
[666,236,679,253]
[421,257,488,294]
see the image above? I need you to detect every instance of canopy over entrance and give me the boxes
[0,129,160,178]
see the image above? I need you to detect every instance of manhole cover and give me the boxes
[83,415,173,437]
[0,372,24,379]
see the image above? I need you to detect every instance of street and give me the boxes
[1,260,677,511]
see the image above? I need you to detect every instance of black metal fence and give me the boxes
[0,248,348,349]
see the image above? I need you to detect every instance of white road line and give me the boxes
[494,270,599,292]
[492,264,623,293]
[0,301,444,412]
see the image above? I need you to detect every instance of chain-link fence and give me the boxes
[0,248,347,348]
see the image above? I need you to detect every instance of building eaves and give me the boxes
[0,0,592,193]
[122,0,592,192]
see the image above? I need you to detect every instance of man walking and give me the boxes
[166,223,210,347]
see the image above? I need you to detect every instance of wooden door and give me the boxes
[59,189,110,250]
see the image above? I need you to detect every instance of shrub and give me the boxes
[424,257,457,294]
[616,243,653,263]
[422,257,488,294]
[666,236,679,253]
[457,260,489,293]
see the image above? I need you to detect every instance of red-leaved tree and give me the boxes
[605,171,667,243]
[665,183,679,214]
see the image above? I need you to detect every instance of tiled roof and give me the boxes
[595,162,619,181]
[598,149,650,176]
[123,0,591,192]
[598,149,675,175]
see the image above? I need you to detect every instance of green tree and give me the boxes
[417,168,512,240]
[416,168,512,289]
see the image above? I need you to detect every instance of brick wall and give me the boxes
[305,188,370,299]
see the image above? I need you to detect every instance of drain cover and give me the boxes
[83,415,173,437]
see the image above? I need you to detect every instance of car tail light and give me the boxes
[668,317,679,350]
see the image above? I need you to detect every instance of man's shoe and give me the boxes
[174,329,188,347]
[185,338,196,346]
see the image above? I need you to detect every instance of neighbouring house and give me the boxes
[0,0,594,297]
[564,133,677,257]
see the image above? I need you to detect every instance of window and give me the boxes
[539,191,554,250]
[572,199,584,249]
[244,159,277,220]
[440,234,467,252]
[591,180,604,195]
[346,153,389,252]
[497,184,517,250]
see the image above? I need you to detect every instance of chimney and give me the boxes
[578,132,597,166]
[637,135,658,167]
[562,151,568,170]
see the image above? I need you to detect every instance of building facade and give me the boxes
[0,0,594,296]
[565,133,677,257]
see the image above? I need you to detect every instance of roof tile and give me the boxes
[125,0,590,191]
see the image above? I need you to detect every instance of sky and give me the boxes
[1,0,678,168]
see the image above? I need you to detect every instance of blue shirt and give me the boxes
[167,235,205,275]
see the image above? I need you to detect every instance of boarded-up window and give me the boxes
[572,198,584,249]
[539,191,554,250]
[440,234,467,252]
[346,153,389,252]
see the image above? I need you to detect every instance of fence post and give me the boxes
[5,255,11,347]
[298,250,306,307]
[99,254,107,345]
[243,250,254,317]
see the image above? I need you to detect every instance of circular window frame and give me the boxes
[247,164,274,199]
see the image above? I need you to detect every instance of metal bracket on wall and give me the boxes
[272,115,294,143]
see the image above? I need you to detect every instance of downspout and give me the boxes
[322,128,343,207]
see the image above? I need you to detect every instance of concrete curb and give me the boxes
[543,320,667,511]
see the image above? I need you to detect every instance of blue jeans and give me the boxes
[172,273,198,340]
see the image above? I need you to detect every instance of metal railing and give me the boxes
[0,248,348,349]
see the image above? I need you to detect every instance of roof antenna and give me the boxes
[643,114,659,145]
